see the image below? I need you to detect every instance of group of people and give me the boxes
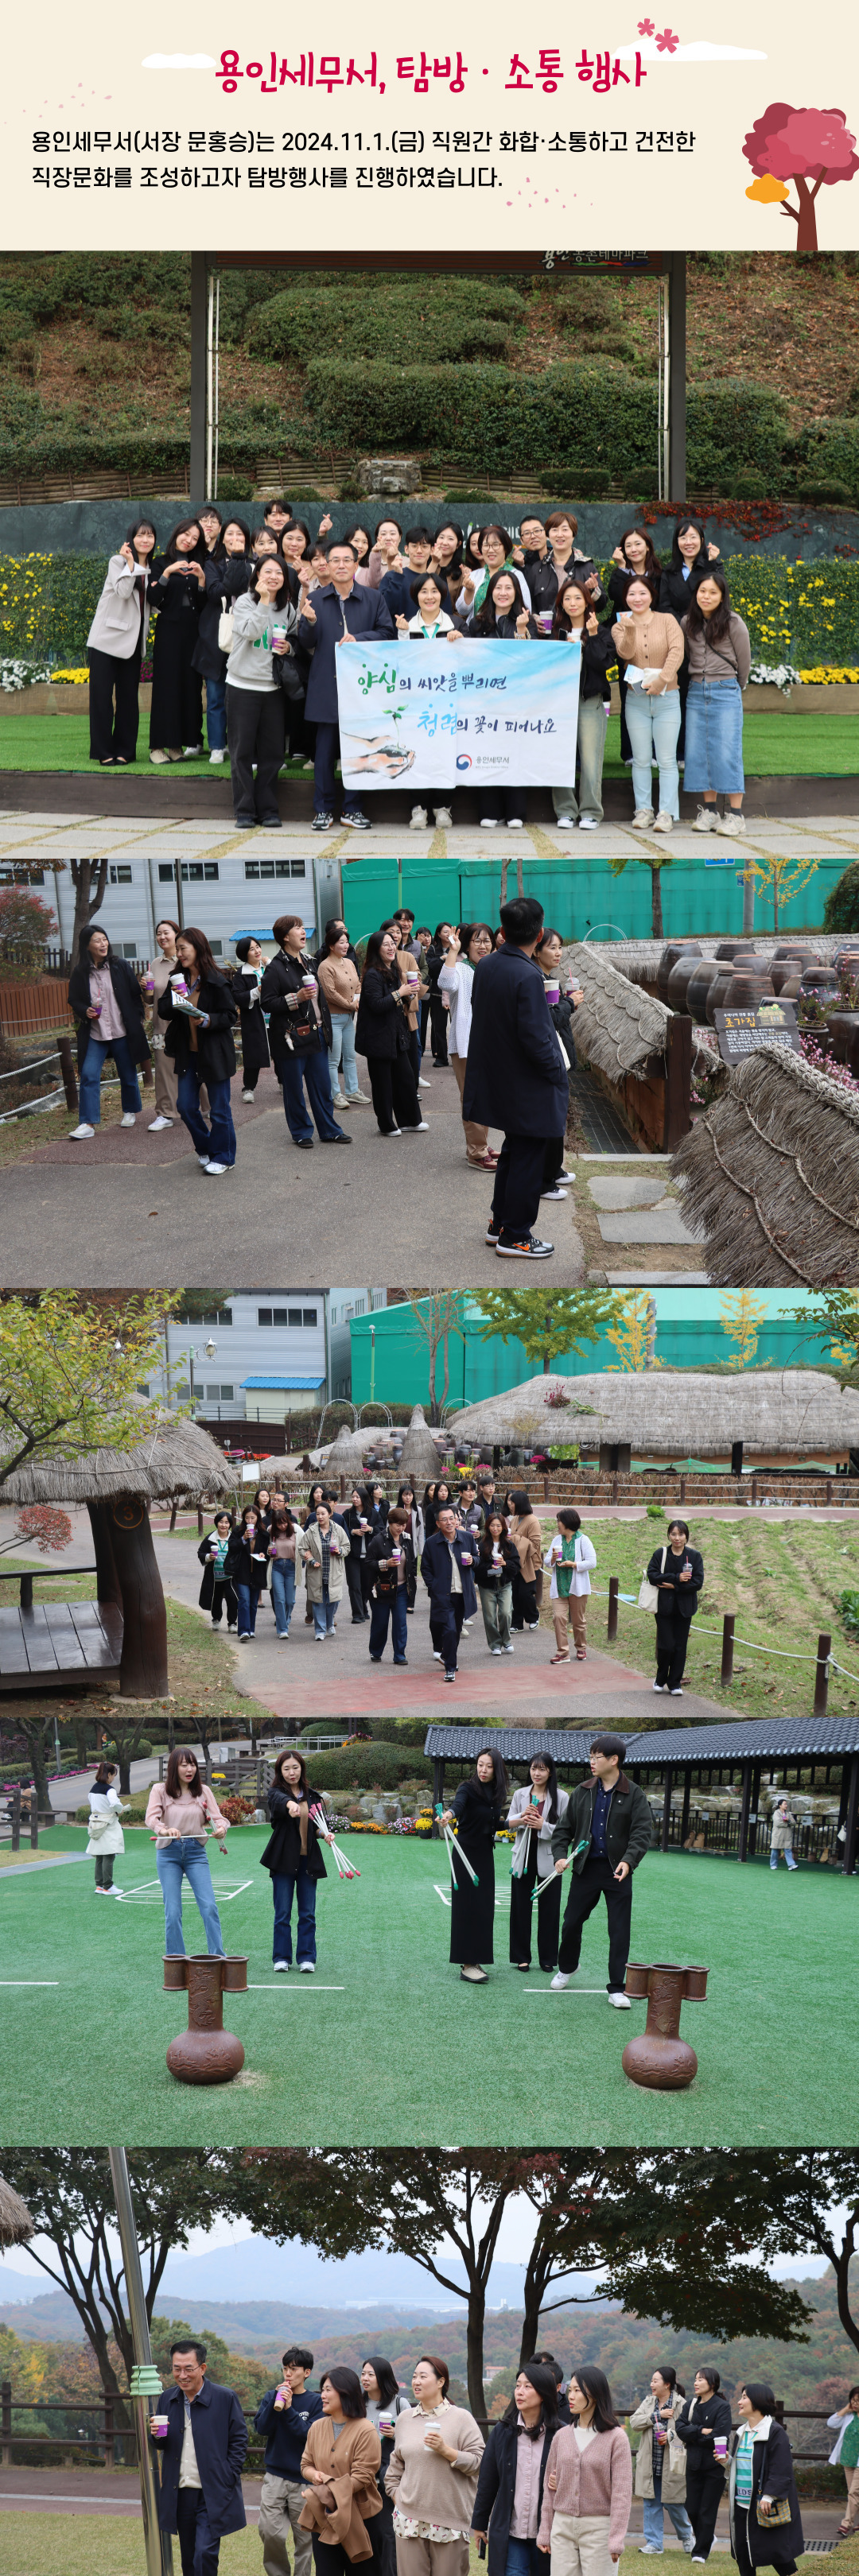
[64,889,586,1262]
[86,499,750,834]
[149,2331,807,2576]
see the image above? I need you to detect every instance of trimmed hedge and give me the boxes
[249,277,526,365]
[301,360,789,485]
[298,1744,434,1792]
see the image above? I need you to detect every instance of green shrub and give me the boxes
[733,470,769,499]
[823,863,859,933]
[791,416,859,496]
[300,1744,433,1791]
[838,1587,859,1640]
[248,277,525,366]
[574,469,610,497]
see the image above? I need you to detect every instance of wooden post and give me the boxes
[87,1500,123,1609]
[10,1786,20,1852]
[738,1760,752,1863]
[607,1575,619,1642]
[432,1758,444,1834]
[19,1571,33,1611]
[731,1441,744,1479]
[721,1613,735,1685]
[814,1632,831,1720]
[104,2392,114,2469]
[663,1012,693,1148]
[189,251,208,500]
[842,1753,859,1878]
[109,1496,169,1699]
[680,1768,691,1845]
[169,1503,178,1534]
[29,1791,39,1849]
[661,1764,674,1854]
[748,1762,762,1856]
[196,1505,204,1535]
[1,2377,10,2468]
[57,1034,79,1110]
[667,250,687,502]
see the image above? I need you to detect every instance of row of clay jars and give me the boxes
[674,956,775,1022]
[657,937,762,1006]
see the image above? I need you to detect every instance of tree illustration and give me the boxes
[743,104,858,254]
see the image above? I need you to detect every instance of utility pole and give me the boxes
[107,2151,173,2576]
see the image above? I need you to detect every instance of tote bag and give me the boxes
[638,1546,667,1612]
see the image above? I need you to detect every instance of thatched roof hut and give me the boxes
[0,2177,33,2247]
[564,944,671,1077]
[324,1422,375,1496]
[670,1043,859,1285]
[396,1404,445,1488]
[451,1370,859,1465]
[0,1412,231,1701]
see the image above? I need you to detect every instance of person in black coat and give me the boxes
[68,922,150,1137]
[535,926,581,1203]
[647,1518,705,1694]
[366,1507,413,1666]
[442,1747,509,1980]
[157,925,238,1174]
[258,1748,328,1970]
[729,2385,803,2576]
[467,570,542,828]
[154,2341,247,2576]
[192,518,252,762]
[197,1514,238,1630]
[354,927,426,1137]
[297,539,396,830]
[472,2364,560,2576]
[149,516,208,760]
[674,2368,733,2562]
[342,1490,372,1623]
[463,895,568,1259]
[227,935,271,1098]
[659,520,724,764]
[260,913,349,1150]
[421,1506,479,1683]
[532,2356,572,2424]
[425,921,454,1065]
[225,1504,271,1639]
[550,581,616,831]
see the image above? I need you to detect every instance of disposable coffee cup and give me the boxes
[301,975,317,992]
[714,2438,727,2461]
[90,1001,103,1015]
[391,1547,402,1562]
[545,980,560,1004]
[272,623,286,641]
[406,970,418,986]
[150,2415,169,2438]
[379,2413,394,2440]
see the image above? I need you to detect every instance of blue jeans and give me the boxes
[177,1065,236,1166]
[205,669,227,751]
[625,685,682,819]
[312,1584,336,1637]
[643,2493,695,2553]
[156,1837,224,1957]
[505,2542,539,2576]
[235,1581,261,1635]
[328,1011,360,1096]
[272,1864,317,1965]
[271,1560,296,1634]
[369,1586,408,1662]
[313,718,361,816]
[79,1034,142,1126]
[279,1046,344,1143]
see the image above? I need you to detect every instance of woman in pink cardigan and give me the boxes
[145,1745,230,1957]
[538,2368,632,2576]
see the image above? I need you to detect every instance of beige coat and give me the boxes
[611,610,685,691]
[395,949,427,1033]
[508,1511,543,1584]
[631,2395,688,2502]
[87,553,153,658]
[299,2416,382,2563]
[297,1519,346,1602]
[319,955,360,1015]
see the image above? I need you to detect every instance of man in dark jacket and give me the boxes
[155,2337,247,2576]
[463,895,568,1259]
[550,1732,653,2004]
[297,541,395,832]
[255,2344,324,2576]
[421,1504,478,1684]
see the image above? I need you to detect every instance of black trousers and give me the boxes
[367,1053,421,1135]
[226,683,286,820]
[684,2464,725,2559]
[346,1556,369,1620]
[430,1592,465,1672]
[558,1852,634,1992]
[176,2489,220,2576]
[491,1133,555,1244]
[88,643,142,762]
[655,1604,690,1690]
[429,990,449,1064]
[510,1841,563,1969]
[407,1025,422,1087]
[733,2507,797,2576]
[479,785,528,823]
[542,1133,566,1188]
[209,1577,238,1627]
[511,1568,539,1631]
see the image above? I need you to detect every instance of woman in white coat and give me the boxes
[86,519,157,767]
[507,1753,570,1974]
[86,1759,129,1896]
[437,921,496,1170]
[546,1510,597,1664]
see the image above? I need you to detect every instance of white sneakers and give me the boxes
[577,815,599,831]
[410,805,429,830]
[204,1162,228,1175]
[692,806,717,832]
[209,749,226,764]
[609,1992,632,2008]
[632,809,654,830]
[273,1959,290,1973]
[717,811,746,837]
[69,1123,95,1139]
[550,1971,573,1989]
[120,1112,137,1127]
[299,1961,316,1973]
[433,807,453,828]
[148,1115,173,1131]
[241,1088,257,1102]
[651,813,674,833]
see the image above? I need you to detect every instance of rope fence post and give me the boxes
[814,1633,831,1721]
[661,1763,674,1854]
[721,1613,735,1686]
[738,1761,752,1864]
[607,1576,619,1643]
[57,1034,78,1111]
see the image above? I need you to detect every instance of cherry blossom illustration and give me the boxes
[743,103,858,252]
[655,28,679,49]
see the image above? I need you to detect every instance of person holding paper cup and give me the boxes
[196,1513,239,1631]
[507,1755,570,1974]
[361,2359,411,2576]
[256,2345,324,2576]
[227,935,271,1100]
[366,1507,412,1666]
[474,1513,520,1655]
[630,2368,694,2557]
[546,1511,597,1666]
[611,578,684,834]
[297,2367,383,2576]
[385,2350,484,2574]
[297,1502,345,1641]
[157,925,239,1174]
[261,914,352,1151]
[727,2386,803,2576]
[224,1505,271,1639]
[674,2372,733,2566]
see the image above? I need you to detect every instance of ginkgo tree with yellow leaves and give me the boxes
[0,1291,179,1488]
[718,1291,769,1371]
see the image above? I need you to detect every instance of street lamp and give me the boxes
[108,2151,173,2576]
[188,1338,217,1410]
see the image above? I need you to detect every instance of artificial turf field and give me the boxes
[0,712,857,774]
[0,1829,853,2145]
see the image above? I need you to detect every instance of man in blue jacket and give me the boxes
[154,2338,247,2576]
[297,540,395,832]
[421,1503,478,1685]
[255,2345,324,2576]
[463,894,569,1260]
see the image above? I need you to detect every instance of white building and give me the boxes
[41,844,346,966]
[153,1289,387,1425]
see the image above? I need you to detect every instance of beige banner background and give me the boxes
[2,1,858,250]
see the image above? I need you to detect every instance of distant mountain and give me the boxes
[155,2244,534,2311]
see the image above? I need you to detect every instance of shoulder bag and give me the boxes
[217,595,234,651]
[638,1546,667,1612]
[756,2499,792,2528]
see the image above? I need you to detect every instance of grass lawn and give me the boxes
[1,712,857,777]
[0,2535,838,2576]
[0,1823,854,2145]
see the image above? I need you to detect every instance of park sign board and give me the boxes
[713,999,803,1064]
[5,0,859,250]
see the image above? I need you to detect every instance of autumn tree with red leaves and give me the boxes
[743,103,859,254]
